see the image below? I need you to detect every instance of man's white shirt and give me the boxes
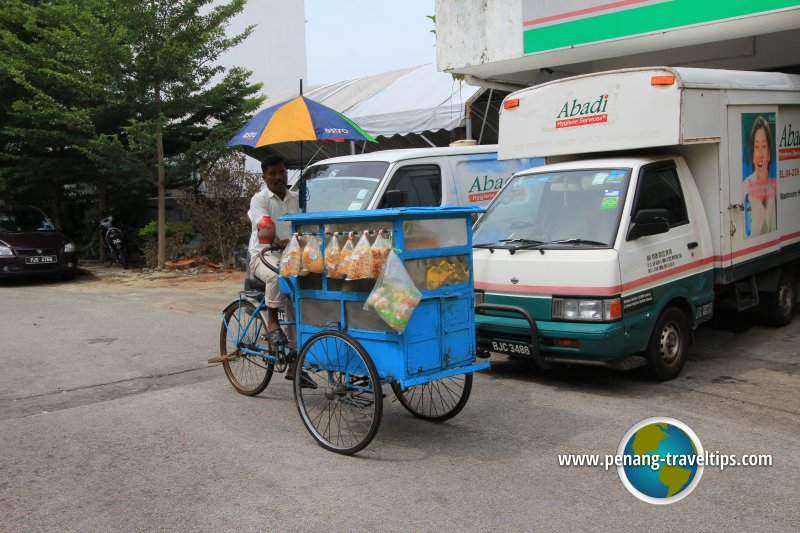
[247,187,300,257]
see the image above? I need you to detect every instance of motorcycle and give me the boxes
[99,216,128,269]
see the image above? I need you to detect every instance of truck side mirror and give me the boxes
[627,208,670,240]
[382,189,404,208]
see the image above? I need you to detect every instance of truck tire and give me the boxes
[760,273,795,327]
[644,306,689,381]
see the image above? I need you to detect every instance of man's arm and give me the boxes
[249,192,289,250]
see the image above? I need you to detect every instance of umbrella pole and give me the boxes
[299,78,307,212]
[299,141,306,212]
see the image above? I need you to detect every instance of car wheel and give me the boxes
[760,272,796,327]
[643,306,690,381]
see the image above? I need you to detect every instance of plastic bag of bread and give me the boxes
[298,235,310,277]
[364,250,422,334]
[324,232,341,277]
[333,233,354,279]
[301,234,324,274]
[279,233,301,277]
[368,230,391,279]
[346,230,371,280]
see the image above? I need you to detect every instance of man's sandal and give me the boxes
[267,328,288,346]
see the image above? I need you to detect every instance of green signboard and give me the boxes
[523,0,800,55]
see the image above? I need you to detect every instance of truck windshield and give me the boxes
[295,161,390,212]
[473,168,631,248]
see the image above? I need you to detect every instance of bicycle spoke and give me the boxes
[392,374,472,422]
[221,301,272,396]
[295,332,382,454]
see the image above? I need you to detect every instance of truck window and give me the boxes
[296,161,389,212]
[633,165,689,227]
[384,164,442,207]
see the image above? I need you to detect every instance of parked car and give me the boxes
[0,206,78,280]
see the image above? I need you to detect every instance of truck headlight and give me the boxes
[64,242,76,253]
[0,246,13,256]
[552,297,622,321]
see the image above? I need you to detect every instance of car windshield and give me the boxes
[295,161,390,212]
[473,168,631,248]
[0,210,56,234]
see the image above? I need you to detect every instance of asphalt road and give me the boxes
[1,266,798,532]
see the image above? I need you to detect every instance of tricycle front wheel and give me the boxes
[391,373,473,422]
[294,330,382,455]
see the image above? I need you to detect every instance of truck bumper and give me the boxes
[476,305,649,369]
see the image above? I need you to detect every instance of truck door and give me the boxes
[619,161,702,304]
[380,162,443,207]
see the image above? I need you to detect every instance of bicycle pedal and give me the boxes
[340,391,378,409]
[350,375,370,386]
[207,352,239,364]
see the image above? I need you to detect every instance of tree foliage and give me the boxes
[111,0,263,267]
[0,0,263,265]
[0,1,106,225]
[177,153,261,267]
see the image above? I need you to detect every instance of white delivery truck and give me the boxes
[474,67,800,380]
[294,144,543,212]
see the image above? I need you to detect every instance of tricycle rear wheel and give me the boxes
[220,300,273,396]
[391,373,473,422]
[294,330,382,455]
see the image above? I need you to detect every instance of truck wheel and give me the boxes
[644,306,689,381]
[760,273,795,327]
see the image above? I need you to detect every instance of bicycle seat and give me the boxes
[244,277,266,292]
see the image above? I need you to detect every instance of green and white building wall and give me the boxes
[435,0,800,87]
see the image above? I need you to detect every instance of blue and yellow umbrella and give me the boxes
[228,95,376,149]
[229,95,376,210]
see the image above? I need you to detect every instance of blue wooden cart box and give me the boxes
[280,206,489,389]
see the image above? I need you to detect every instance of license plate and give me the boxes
[490,340,533,358]
[112,239,122,245]
[25,255,57,264]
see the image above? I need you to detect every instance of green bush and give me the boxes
[137,220,196,242]
[137,220,197,268]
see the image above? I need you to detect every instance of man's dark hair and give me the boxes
[261,154,287,172]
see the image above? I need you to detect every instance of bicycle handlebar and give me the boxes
[259,245,281,275]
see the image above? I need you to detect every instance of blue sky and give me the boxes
[219,0,436,92]
[305,0,436,84]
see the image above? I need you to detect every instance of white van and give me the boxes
[294,145,544,212]
[475,67,800,380]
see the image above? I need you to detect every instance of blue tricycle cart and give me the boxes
[215,206,489,454]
